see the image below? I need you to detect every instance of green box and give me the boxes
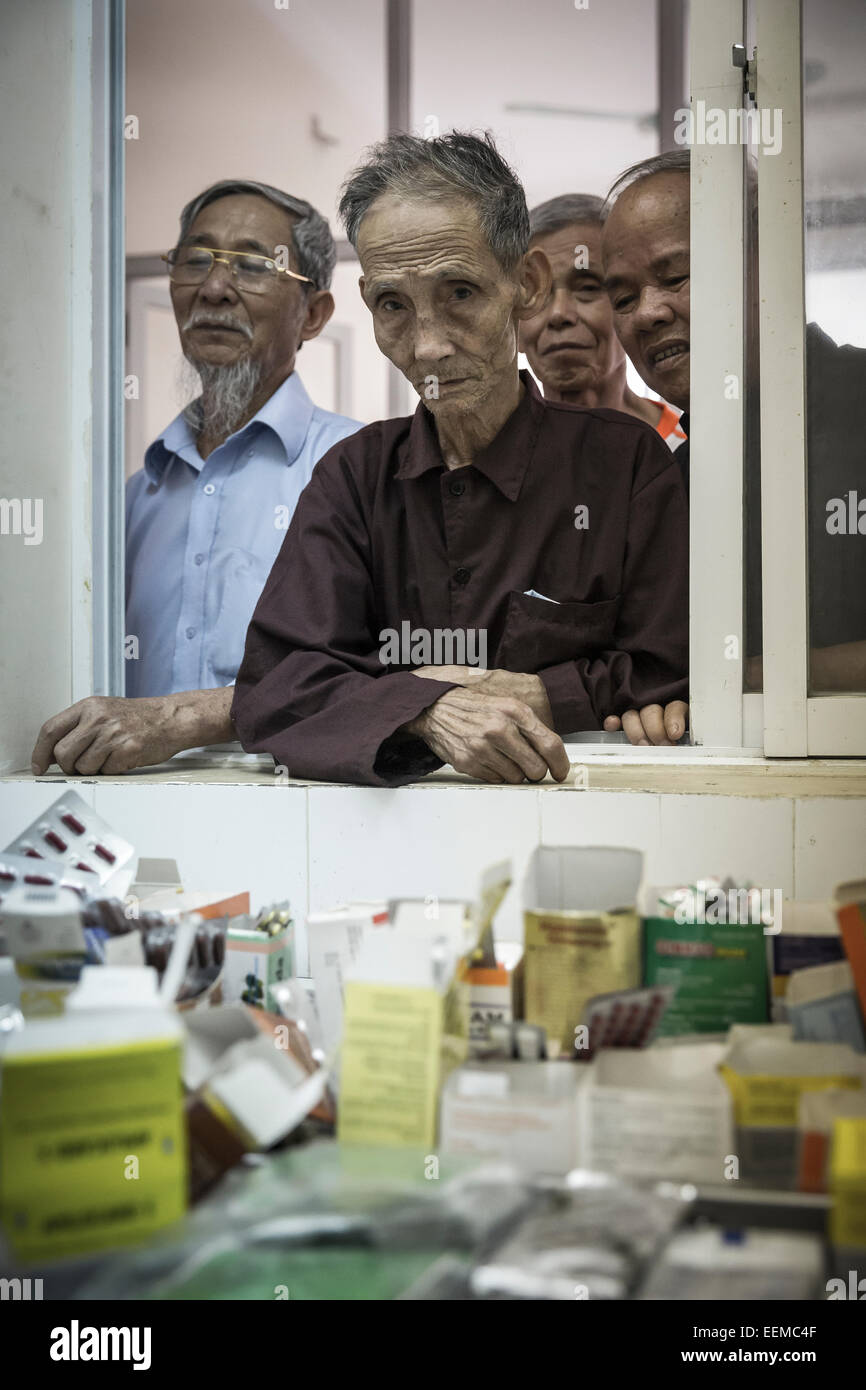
[643,917,769,1035]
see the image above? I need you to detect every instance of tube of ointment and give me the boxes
[514,1022,546,1061]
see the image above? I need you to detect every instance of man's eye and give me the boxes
[380,299,404,312]
[237,256,269,275]
[452,286,473,301]
[576,283,602,299]
[666,275,688,287]
[613,296,635,313]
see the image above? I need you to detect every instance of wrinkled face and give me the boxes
[602,173,691,410]
[519,221,624,395]
[357,194,527,418]
[170,193,310,381]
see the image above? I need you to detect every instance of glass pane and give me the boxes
[125,0,386,258]
[411,0,667,409]
[803,0,866,693]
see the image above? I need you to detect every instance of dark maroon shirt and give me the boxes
[232,372,688,785]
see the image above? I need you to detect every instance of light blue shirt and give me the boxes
[125,372,361,696]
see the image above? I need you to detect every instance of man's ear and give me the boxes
[298,289,336,344]
[515,246,552,322]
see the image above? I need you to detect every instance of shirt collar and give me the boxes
[396,369,544,501]
[143,370,315,484]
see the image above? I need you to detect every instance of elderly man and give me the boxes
[231,133,689,787]
[519,193,685,449]
[32,179,361,776]
[602,149,866,701]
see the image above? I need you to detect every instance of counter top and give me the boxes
[4,749,866,797]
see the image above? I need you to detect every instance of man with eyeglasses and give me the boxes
[31,179,361,777]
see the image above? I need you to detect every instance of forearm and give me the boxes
[410,667,555,728]
[166,686,236,750]
[747,641,866,693]
[810,640,866,691]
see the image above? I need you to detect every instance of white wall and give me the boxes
[0,1,94,773]
[124,0,388,256]
[126,0,661,249]
[411,0,660,209]
[2,777,864,978]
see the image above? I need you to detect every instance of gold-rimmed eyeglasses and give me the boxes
[162,246,314,294]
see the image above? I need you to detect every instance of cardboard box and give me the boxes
[767,900,844,1022]
[337,897,477,1149]
[182,1003,332,1196]
[577,1042,733,1184]
[523,847,643,1056]
[829,1116,866,1250]
[719,1031,866,1188]
[834,880,866,1026]
[643,915,769,1035]
[222,916,291,1013]
[797,1088,866,1193]
[788,959,866,1052]
[307,906,381,1056]
[0,991,187,1261]
[440,1061,584,1174]
[1,884,89,1017]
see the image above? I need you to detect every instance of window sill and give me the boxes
[4,748,866,797]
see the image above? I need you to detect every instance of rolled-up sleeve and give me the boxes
[231,447,456,785]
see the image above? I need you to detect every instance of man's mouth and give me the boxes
[543,342,594,355]
[649,341,689,369]
[190,322,246,333]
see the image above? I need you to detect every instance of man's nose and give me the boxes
[547,289,579,328]
[633,285,675,328]
[413,317,455,364]
[197,261,240,302]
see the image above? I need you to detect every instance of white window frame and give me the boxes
[756,0,866,755]
[688,0,751,751]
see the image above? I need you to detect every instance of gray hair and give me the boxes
[339,131,529,271]
[529,193,605,240]
[177,179,337,291]
[601,149,691,222]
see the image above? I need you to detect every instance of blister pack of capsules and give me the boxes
[0,851,96,903]
[2,790,135,894]
[577,985,676,1058]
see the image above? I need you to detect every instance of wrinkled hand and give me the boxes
[31,695,193,776]
[405,686,569,784]
[412,665,554,727]
[603,700,689,746]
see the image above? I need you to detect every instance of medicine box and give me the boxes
[440,1061,585,1174]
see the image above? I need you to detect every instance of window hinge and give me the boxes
[732,43,757,103]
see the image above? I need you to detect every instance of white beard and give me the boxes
[179,355,264,442]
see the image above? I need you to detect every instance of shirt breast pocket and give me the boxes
[497,591,621,672]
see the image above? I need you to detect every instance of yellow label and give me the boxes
[719,1067,862,1128]
[0,1036,187,1261]
[523,909,640,1053]
[829,1117,866,1247]
[338,982,443,1149]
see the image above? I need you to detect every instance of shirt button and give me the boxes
[449,479,466,497]
[185,626,196,639]
[194,553,204,566]
[203,483,216,495]
[454,567,471,587]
